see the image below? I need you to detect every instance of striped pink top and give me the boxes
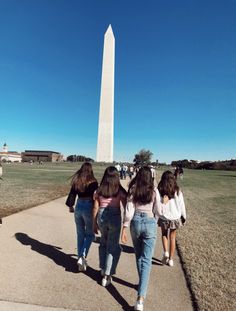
[94,190,127,209]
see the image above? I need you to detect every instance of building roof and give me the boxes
[0,152,21,156]
[24,150,60,154]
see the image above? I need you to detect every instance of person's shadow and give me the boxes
[15,232,133,310]
[15,232,80,273]
[94,236,135,254]
[152,257,163,266]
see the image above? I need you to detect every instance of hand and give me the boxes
[181,216,186,225]
[93,221,99,234]
[163,195,169,204]
[121,227,128,244]
[69,206,74,213]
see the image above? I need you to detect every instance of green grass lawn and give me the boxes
[0,163,235,310]
[172,169,236,311]
[0,162,107,218]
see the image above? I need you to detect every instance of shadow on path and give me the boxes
[15,232,132,310]
[106,284,133,311]
[15,232,79,273]
[112,275,137,290]
[152,257,163,266]
[94,236,134,254]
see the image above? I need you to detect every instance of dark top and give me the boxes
[65,181,98,208]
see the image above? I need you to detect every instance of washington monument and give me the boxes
[96,25,115,162]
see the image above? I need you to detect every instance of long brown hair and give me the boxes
[128,166,154,204]
[71,162,97,192]
[97,166,126,198]
[158,170,179,199]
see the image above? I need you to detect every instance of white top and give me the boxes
[155,189,186,221]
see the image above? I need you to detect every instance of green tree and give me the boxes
[133,149,153,166]
[67,155,77,162]
[66,155,94,162]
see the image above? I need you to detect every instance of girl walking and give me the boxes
[121,166,158,311]
[156,170,186,267]
[66,162,98,272]
[93,166,127,287]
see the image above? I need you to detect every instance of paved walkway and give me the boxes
[0,180,193,311]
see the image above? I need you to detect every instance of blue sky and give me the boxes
[0,0,235,163]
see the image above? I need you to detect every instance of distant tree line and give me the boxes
[67,155,94,162]
[171,159,236,171]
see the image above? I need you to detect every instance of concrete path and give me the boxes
[0,181,194,311]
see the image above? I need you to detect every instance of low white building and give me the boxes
[0,143,22,162]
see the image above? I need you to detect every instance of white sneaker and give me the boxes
[161,251,169,265]
[101,276,112,287]
[134,300,144,311]
[168,259,174,267]
[77,257,87,272]
[77,257,84,271]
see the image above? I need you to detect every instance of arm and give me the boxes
[65,187,76,213]
[123,198,135,228]
[152,192,159,218]
[179,191,186,220]
[154,189,162,217]
[121,197,135,244]
[121,226,128,244]
[92,198,99,234]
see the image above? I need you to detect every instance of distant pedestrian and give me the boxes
[0,163,2,180]
[150,165,155,180]
[93,166,127,287]
[174,166,179,179]
[115,163,121,173]
[156,170,186,267]
[65,162,98,272]
[121,166,158,311]
[128,165,134,179]
[121,164,127,179]
[135,166,140,175]
[179,166,184,179]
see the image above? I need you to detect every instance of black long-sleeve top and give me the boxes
[65,181,98,208]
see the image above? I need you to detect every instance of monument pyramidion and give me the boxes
[96,25,115,162]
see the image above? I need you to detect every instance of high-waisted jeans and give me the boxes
[130,212,157,298]
[74,199,95,258]
[97,207,122,275]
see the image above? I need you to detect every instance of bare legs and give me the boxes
[169,229,176,260]
[161,227,169,253]
[161,227,177,263]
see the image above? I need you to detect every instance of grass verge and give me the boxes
[1,164,235,310]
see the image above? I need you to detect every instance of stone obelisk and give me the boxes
[96,25,115,162]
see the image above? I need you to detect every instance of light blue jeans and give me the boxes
[130,212,157,298]
[97,207,122,275]
[74,199,95,258]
